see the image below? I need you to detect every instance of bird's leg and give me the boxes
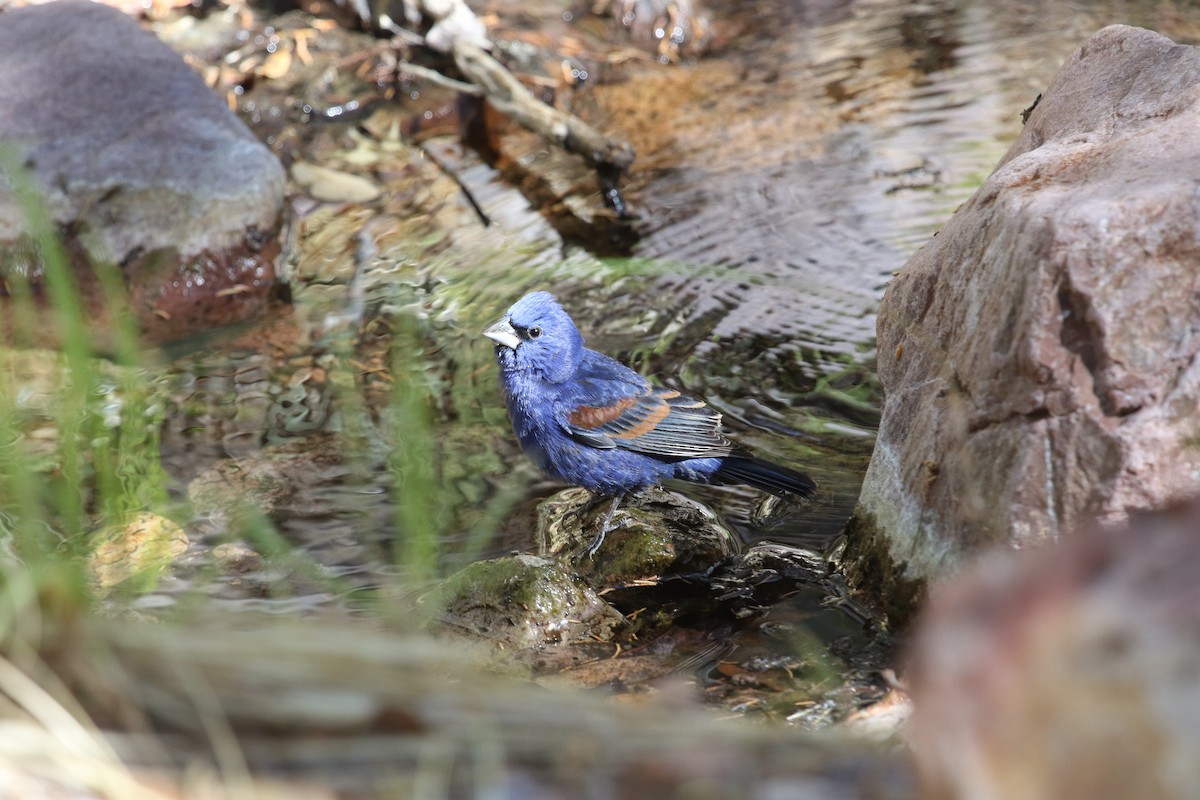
[563,490,608,526]
[582,492,625,559]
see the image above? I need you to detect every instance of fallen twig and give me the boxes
[452,42,636,174]
[397,60,482,96]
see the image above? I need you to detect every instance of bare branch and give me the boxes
[397,61,482,96]
[452,42,636,174]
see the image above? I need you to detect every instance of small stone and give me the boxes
[88,512,189,593]
[213,542,265,574]
[291,161,382,204]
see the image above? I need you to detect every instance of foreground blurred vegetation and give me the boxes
[0,157,165,601]
[0,158,499,626]
[0,162,522,795]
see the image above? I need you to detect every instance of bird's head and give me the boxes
[483,291,583,383]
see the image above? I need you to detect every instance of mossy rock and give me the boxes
[435,554,625,647]
[537,486,739,586]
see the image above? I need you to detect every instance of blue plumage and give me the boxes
[484,291,815,554]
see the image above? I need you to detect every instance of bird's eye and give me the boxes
[528,326,542,339]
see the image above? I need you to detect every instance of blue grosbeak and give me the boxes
[484,291,816,556]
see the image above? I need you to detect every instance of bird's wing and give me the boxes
[562,384,733,459]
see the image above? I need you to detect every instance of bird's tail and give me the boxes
[712,456,817,500]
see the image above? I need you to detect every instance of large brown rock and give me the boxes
[910,499,1200,800]
[846,25,1200,619]
[0,1,286,346]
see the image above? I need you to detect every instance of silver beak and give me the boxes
[483,317,521,350]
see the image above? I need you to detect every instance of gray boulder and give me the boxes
[0,0,286,345]
[847,25,1200,619]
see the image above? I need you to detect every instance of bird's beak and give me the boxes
[483,317,521,350]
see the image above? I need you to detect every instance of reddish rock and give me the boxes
[0,1,286,346]
[846,25,1200,617]
[910,499,1200,800]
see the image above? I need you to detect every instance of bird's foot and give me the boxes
[581,530,606,560]
[580,493,625,560]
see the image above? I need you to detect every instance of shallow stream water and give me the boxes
[139,0,1200,717]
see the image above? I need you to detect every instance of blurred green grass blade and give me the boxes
[0,149,168,590]
[0,149,90,547]
[389,318,441,582]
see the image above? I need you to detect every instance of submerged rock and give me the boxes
[436,554,625,647]
[88,512,189,595]
[186,434,352,520]
[0,1,286,347]
[848,25,1200,618]
[434,489,742,651]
